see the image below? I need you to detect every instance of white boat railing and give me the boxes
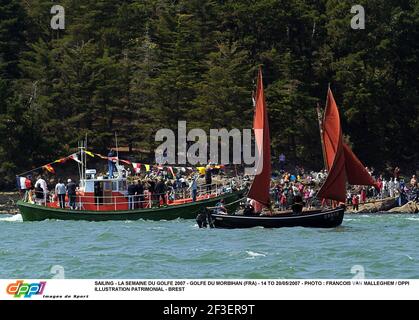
[24,181,241,211]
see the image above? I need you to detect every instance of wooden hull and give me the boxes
[17,190,243,222]
[211,206,345,229]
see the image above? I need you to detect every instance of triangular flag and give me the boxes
[54,157,67,164]
[95,153,108,160]
[145,164,150,172]
[69,153,82,164]
[43,164,55,174]
[132,163,141,174]
[85,150,94,157]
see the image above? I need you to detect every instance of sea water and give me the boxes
[0,214,418,279]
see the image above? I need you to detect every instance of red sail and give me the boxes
[322,88,341,171]
[247,68,271,206]
[343,143,376,186]
[317,139,347,202]
[317,88,377,202]
[317,88,347,202]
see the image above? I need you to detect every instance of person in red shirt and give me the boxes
[352,194,359,211]
[360,188,367,203]
[25,176,32,190]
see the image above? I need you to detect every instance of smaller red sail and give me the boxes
[317,132,347,203]
[343,143,376,187]
[317,87,378,202]
[247,68,271,206]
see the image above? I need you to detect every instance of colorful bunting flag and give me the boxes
[43,164,55,174]
[144,164,150,172]
[85,150,95,157]
[54,157,67,164]
[69,153,82,164]
[132,163,141,174]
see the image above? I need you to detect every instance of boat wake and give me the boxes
[0,214,23,222]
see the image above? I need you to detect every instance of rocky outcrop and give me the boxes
[0,192,19,214]
[388,201,419,213]
[346,197,398,213]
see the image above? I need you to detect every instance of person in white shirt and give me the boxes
[35,176,48,201]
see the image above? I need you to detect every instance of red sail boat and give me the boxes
[210,71,376,228]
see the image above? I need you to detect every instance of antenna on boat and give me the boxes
[115,132,119,168]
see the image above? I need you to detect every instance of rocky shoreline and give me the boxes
[0,192,20,215]
[345,197,418,214]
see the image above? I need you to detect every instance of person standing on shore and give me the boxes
[279,153,286,171]
[410,175,417,188]
[352,194,359,211]
[393,166,400,180]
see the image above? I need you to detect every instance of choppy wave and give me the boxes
[246,251,266,258]
[0,214,22,222]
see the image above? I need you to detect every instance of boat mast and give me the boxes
[115,132,120,171]
[316,102,327,170]
[318,83,331,171]
[77,138,87,188]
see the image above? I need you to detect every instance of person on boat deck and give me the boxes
[55,179,66,209]
[205,165,212,192]
[25,176,32,191]
[108,148,116,178]
[66,179,77,210]
[249,198,263,214]
[243,199,256,216]
[291,195,304,214]
[127,180,137,210]
[18,176,27,196]
[135,180,144,208]
[94,181,103,205]
[215,199,227,214]
[188,175,198,202]
[35,175,48,201]
[155,178,167,206]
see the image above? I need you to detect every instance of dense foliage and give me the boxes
[0,0,418,189]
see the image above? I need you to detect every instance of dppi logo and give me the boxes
[6,280,46,298]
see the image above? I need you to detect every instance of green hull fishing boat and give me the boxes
[17,190,243,222]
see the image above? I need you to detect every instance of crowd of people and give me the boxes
[269,164,419,212]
